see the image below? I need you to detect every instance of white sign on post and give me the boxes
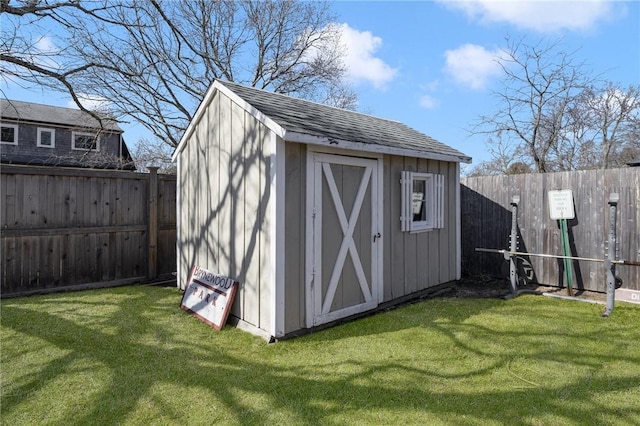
[548,190,575,220]
[180,266,238,330]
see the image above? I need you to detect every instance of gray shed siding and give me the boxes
[176,90,274,333]
[283,142,307,333]
[283,143,460,333]
[384,156,459,300]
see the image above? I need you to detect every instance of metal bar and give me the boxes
[542,292,606,306]
[475,247,637,266]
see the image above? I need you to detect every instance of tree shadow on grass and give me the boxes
[1,287,639,425]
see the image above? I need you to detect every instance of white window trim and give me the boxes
[1,123,18,145]
[37,127,56,148]
[72,131,100,151]
[401,171,444,232]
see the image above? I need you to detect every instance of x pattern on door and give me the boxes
[320,162,373,314]
[307,153,381,327]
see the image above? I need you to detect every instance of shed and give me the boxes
[172,80,471,340]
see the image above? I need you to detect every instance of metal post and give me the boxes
[509,195,520,295]
[603,193,618,317]
[560,218,573,295]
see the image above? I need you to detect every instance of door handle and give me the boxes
[373,232,381,242]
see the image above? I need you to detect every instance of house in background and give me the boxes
[172,80,471,340]
[1,99,135,170]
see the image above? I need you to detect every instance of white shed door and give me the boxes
[306,153,382,327]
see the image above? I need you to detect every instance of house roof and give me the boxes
[1,99,122,132]
[175,80,471,163]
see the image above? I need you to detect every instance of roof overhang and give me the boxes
[284,131,472,164]
[173,80,472,164]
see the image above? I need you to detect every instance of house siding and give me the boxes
[1,121,123,167]
[176,90,274,333]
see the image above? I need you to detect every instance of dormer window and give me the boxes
[1,123,18,145]
[72,132,99,151]
[37,128,55,148]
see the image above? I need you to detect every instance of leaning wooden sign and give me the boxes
[180,266,238,330]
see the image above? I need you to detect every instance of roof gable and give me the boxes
[175,80,471,163]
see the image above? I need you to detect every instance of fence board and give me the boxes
[461,168,639,292]
[1,165,176,297]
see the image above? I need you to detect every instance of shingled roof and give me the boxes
[1,99,122,132]
[178,80,471,163]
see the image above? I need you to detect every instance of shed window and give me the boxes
[72,132,99,151]
[37,128,55,148]
[1,123,18,145]
[401,171,444,232]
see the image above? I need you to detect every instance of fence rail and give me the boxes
[1,164,176,297]
[461,168,639,292]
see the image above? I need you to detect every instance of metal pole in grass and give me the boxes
[603,193,619,317]
[509,195,520,296]
[548,190,576,296]
[559,218,573,296]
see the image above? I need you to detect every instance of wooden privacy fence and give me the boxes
[461,168,639,292]
[1,165,176,297]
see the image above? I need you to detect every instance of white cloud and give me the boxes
[419,94,438,109]
[30,35,60,69]
[337,23,399,89]
[35,36,57,54]
[444,44,503,90]
[440,0,617,33]
[67,94,112,112]
[422,80,440,92]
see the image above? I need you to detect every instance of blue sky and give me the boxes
[332,0,639,172]
[3,1,639,172]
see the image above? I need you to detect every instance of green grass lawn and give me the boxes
[1,285,639,425]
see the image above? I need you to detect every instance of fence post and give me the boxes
[603,193,618,317]
[148,167,159,281]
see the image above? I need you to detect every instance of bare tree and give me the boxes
[474,37,590,173]
[132,138,177,174]
[474,37,639,174]
[575,84,640,169]
[539,83,640,171]
[1,0,136,127]
[2,0,355,150]
[466,136,530,176]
